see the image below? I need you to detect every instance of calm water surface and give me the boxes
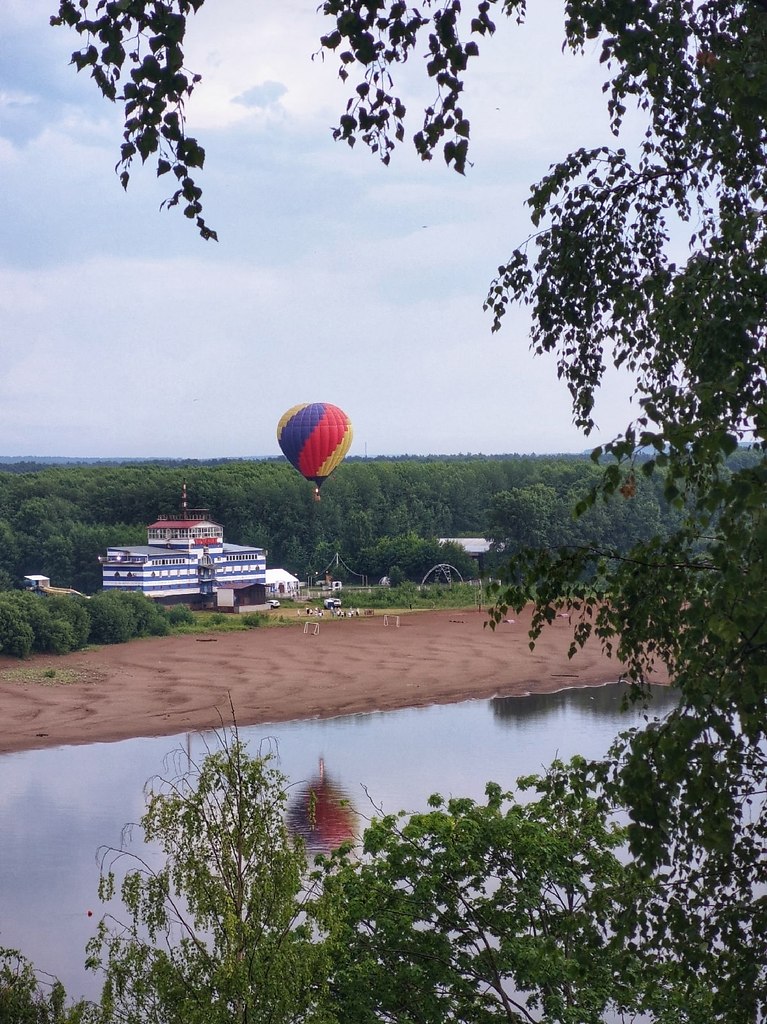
[0,683,676,1001]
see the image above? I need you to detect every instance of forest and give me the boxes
[0,453,710,595]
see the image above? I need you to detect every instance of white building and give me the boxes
[264,568,301,598]
[100,491,266,604]
[438,538,492,557]
[439,537,492,573]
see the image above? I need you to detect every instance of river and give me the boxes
[0,682,676,1002]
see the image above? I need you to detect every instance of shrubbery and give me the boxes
[0,582,487,660]
[162,604,194,627]
[0,590,174,659]
[239,612,265,627]
[172,610,269,633]
[5,743,706,1023]
[86,592,169,645]
[342,581,482,610]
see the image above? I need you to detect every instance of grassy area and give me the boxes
[169,611,271,634]
[0,666,101,686]
[330,581,486,611]
[164,585,485,637]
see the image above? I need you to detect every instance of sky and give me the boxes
[1,0,639,459]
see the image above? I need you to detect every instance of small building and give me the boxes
[24,575,89,598]
[264,568,301,598]
[24,575,51,592]
[439,537,492,573]
[100,487,266,606]
[215,581,267,613]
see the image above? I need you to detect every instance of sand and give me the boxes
[0,607,661,755]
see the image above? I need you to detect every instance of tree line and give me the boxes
[0,454,700,594]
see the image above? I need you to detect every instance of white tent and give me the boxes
[264,568,301,597]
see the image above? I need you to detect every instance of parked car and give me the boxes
[323,597,342,609]
[267,599,281,608]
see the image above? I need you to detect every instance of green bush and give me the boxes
[240,612,266,627]
[176,612,250,633]
[47,619,77,655]
[163,604,194,626]
[87,591,143,644]
[87,591,170,645]
[0,598,35,658]
[116,591,169,637]
[46,596,91,650]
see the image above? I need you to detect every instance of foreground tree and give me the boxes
[86,734,333,1024]
[321,2,767,1017]
[317,3,767,1015]
[50,0,215,239]
[85,740,712,1024]
[317,760,710,1024]
[0,949,89,1024]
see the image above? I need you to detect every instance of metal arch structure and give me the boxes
[421,563,464,586]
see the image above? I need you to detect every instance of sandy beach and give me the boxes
[0,607,660,755]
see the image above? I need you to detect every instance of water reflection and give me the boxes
[492,682,678,723]
[286,758,358,853]
[0,684,676,1002]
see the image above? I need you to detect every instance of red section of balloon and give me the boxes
[276,403,353,490]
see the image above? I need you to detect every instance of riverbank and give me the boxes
[0,607,666,754]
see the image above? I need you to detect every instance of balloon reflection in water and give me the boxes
[286,758,358,853]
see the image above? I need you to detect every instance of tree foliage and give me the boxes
[87,734,332,1024]
[317,759,709,1024]
[0,455,683,593]
[0,949,89,1024]
[0,589,172,659]
[81,742,714,1024]
[316,0,767,1015]
[51,0,215,239]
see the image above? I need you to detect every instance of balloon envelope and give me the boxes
[277,403,353,491]
[286,761,358,853]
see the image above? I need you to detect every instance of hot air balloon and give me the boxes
[277,403,353,500]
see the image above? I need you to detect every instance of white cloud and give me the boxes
[0,2,639,459]
[233,80,289,110]
[0,230,633,459]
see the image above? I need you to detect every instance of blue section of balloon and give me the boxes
[279,405,323,469]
